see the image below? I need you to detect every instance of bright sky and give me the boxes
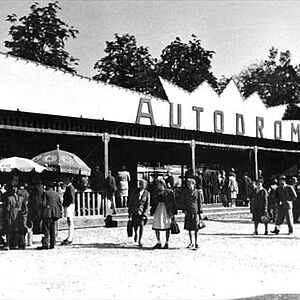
[1,0,300,79]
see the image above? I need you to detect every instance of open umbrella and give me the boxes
[0,156,46,173]
[32,145,91,176]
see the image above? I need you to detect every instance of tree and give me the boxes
[235,47,300,107]
[216,75,231,95]
[93,33,166,99]
[5,1,79,73]
[156,35,217,92]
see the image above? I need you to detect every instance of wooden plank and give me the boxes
[86,192,91,216]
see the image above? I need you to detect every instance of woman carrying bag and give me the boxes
[183,178,203,250]
[150,179,177,249]
[128,179,150,247]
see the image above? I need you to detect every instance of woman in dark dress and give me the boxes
[128,179,150,247]
[183,178,203,250]
[251,179,268,235]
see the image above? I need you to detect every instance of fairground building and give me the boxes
[1,52,300,223]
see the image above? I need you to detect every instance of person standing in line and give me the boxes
[267,178,278,222]
[3,182,27,250]
[38,182,62,250]
[17,181,30,246]
[117,165,131,207]
[183,178,203,250]
[271,175,297,235]
[203,168,212,204]
[105,170,118,214]
[239,172,252,207]
[251,179,269,235]
[228,169,238,207]
[195,168,205,207]
[128,179,150,247]
[90,165,105,192]
[219,170,228,207]
[165,170,175,189]
[26,179,44,237]
[150,179,177,249]
[291,177,300,223]
[61,177,75,245]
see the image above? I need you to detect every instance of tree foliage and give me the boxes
[235,47,300,107]
[93,33,166,98]
[5,1,79,73]
[156,35,217,92]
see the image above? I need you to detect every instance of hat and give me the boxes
[279,175,286,180]
[186,178,196,185]
[291,176,298,183]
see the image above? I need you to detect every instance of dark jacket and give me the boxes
[128,189,150,216]
[63,184,75,207]
[105,174,117,196]
[251,188,268,221]
[26,184,44,234]
[183,188,203,215]
[275,184,297,208]
[165,175,174,189]
[150,189,177,217]
[42,189,62,220]
[4,192,27,233]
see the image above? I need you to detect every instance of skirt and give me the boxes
[132,214,145,227]
[152,202,172,231]
[119,189,128,197]
[65,203,75,218]
[184,213,200,231]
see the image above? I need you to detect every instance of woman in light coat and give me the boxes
[150,179,176,249]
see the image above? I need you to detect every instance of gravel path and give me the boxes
[1,219,300,300]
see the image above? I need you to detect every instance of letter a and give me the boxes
[135,98,156,126]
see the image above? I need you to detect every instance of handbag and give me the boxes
[127,220,133,237]
[170,220,180,234]
[198,220,206,230]
[260,215,270,224]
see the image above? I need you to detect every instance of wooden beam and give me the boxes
[1,124,300,153]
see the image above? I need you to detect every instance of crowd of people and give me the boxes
[127,169,300,250]
[1,163,300,251]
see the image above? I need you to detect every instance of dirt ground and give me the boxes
[1,218,300,300]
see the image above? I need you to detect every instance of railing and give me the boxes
[69,191,107,218]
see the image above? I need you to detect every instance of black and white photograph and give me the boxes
[0,0,300,299]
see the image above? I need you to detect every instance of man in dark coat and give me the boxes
[27,180,44,235]
[3,182,27,250]
[62,177,75,245]
[105,170,117,214]
[271,175,297,235]
[90,166,105,191]
[38,182,62,250]
[239,172,252,207]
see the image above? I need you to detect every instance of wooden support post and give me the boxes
[190,139,196,176]
[92,193,96,216]
[181,164,184,187]
[102,132,110,178]
[102,133,110,217]
[76,193,80,217]
[254,145,258,180]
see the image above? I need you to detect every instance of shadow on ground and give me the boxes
[71,243,182,251]
[198,232,299,240]
[233,294,300,300]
